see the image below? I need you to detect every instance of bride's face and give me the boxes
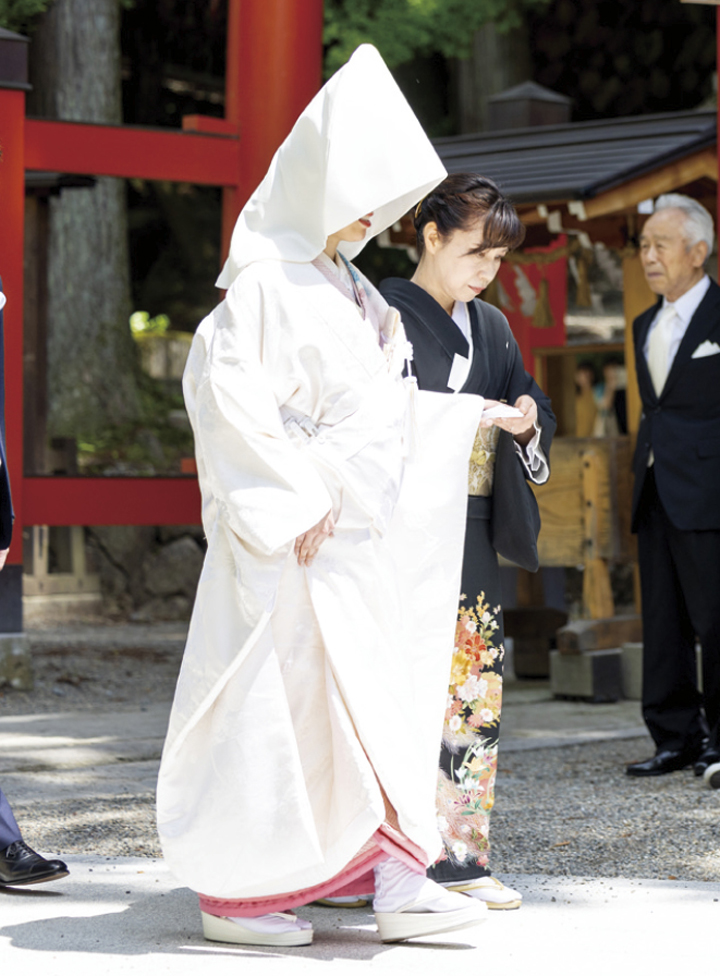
[325,213,374,252]
[423,217,507,305]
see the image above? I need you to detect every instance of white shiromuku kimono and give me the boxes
[156,45,485,915]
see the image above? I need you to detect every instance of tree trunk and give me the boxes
[28,0,140,442]
[455,22,533,134]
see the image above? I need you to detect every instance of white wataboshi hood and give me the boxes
[216,44,447,288]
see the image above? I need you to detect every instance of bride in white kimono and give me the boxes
[156,45,488,948]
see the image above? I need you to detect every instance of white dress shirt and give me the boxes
[643,274,710,369]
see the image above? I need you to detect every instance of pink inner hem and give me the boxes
[198,825,427,918]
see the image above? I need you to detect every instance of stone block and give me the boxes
[550,648,622,703]
[504,607,568,679]
[621,642,643,701]
[142,536,204,599]
[621,641,703,701]
[557,615,642,655]
[0,632,33,690]
[23,592,105,626]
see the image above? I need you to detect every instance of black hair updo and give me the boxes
[414,173,525,257]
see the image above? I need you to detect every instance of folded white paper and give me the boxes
[482,404,524,420]
[691,339,720,359]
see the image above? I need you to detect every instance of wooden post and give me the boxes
[622,250,655,439]
[221,0,324,263]
[581,450,615,619]
[622,245,655,615]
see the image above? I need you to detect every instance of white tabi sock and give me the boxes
[219,912,312,934]
[373,857,476,914]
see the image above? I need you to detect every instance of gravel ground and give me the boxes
[0,625,185,715]
[3,627,720,882]
[492,739,720,883]
[1,626,181,857]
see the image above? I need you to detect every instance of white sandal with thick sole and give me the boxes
[201,910,313,946]
[375,897,486,943]
[445,876,523,910]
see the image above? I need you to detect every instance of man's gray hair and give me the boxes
[654,193,715,255]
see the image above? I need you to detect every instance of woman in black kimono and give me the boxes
[380,175,555,911]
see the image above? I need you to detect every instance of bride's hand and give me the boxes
[295,511,335,566]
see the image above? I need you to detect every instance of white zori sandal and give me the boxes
[201,910,313,946]
[314,895,371,908]
[373,857,487,943]
[444,876,523,910]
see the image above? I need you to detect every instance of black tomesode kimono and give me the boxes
[380,278,555,884]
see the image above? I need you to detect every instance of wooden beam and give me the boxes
[518,149,717,227]
[581,149,718,220]
[22,477,201,526]
[25,118,240,186]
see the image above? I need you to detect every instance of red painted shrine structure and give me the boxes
[2,1,720,629]
[0,0,324,579]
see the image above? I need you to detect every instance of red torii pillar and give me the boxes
[0,28,30,629]
[222,0,324,258]
[0,0,324,632]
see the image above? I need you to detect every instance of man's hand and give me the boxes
[491,394,538,447]
[0,548,8,572]
[294,511,334,567]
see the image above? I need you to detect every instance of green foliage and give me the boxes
[323,0,547,73]
[129,310,170,337]
[0,0,52,32]
[77,373,193,476]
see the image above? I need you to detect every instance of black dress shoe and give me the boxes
[626,747,701,777]
[0,840,69,886]
[694,748,720,777]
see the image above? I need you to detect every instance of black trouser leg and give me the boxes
[663,509,720,750]
[636,470,705,752]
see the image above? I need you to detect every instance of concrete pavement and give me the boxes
[4,635,717,975]
[2,857,718,975]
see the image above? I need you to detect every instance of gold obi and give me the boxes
[468,424,500,496]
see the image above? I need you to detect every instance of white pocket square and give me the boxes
[691,340,720,359]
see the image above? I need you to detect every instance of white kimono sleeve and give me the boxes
[185,293,335,557]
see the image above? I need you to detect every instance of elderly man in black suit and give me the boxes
[0,281,70,884]
[626,194,720,782]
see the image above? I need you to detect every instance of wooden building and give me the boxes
[385,106,718,621]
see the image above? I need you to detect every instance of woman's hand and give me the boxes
[0,548,7,572]
[491,394,538,446]
[479,398,504,428]
[295,511,335,567]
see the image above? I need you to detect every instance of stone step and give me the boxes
[556,615,642,655]
[0,632,33,691]
[550,647,623,703]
